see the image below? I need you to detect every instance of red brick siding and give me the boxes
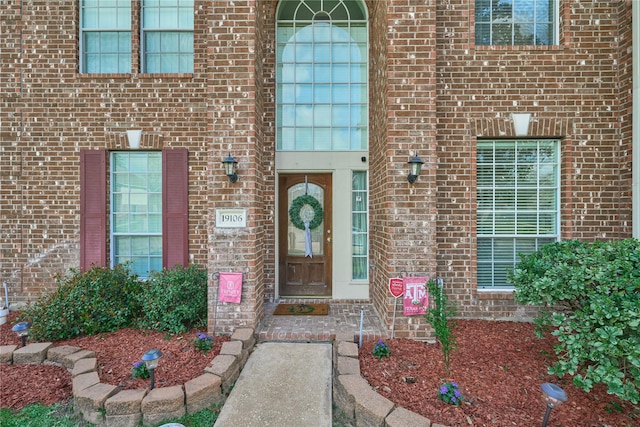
[435,0,631,318]
[0,0,634,337]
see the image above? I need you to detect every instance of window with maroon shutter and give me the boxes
[162,148,189,268]
[80,149,107,270]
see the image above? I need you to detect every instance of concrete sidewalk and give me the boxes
[213,342,332,427]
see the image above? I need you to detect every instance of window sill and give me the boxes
[476,289,515,300]
[473,44,564,52]
[76,73,194,80]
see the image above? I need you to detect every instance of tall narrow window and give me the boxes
[352,171,368,280]
[476,140,559,288]
[111,152,162,277]
[142,0,194,73]
[475,0,558,46]
[276,0,368,151]
[80,0,131,73]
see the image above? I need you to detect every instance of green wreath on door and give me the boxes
[288,194,324,230]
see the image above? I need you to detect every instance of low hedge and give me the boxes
[20,264,208,341]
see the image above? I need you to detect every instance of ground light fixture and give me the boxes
[540,382,568,427]
[222,153,238,183]
[407,154,424,183]
[12,321,31,347]
[142,349,162,390]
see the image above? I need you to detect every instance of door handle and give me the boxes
[327,237,331,243]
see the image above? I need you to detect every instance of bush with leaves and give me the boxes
[136,264,208,334]
[424,278,457,376]
[509,239,640,404]
[20,265,143,341]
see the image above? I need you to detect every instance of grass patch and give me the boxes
[0,401,221,427]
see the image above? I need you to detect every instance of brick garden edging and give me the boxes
[332,332,448,427]
[2,329,450,426]
[0,328,255,427]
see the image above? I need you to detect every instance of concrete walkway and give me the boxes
[213,342,332,427]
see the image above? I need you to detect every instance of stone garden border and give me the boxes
[332,332,448,427]
[1,329,449,427]
[0,328,255,427]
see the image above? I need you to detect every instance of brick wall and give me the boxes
[0,0,634,337]
[368,0,439,339]
[617,0,633,234]
[435,0,632,319]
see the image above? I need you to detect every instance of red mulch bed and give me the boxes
[0,312,228,410]
[2,313,638,426]
[359,319,639,427]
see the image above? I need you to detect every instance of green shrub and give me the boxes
[21,265,143,341]
[136,264,208,334]
[509,239,640,404]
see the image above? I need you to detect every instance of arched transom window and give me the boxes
[276,0,368,151]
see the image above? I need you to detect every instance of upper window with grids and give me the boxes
[475,0,558,46]
[80,0,132,73]
[141,0,194,73]
[276,0,369,151]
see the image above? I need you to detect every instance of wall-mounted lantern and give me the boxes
[222,154,238,183]
[407,154,424,184]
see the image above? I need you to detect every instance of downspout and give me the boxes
[633,1,639,238]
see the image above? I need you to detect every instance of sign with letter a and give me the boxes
[402,276,429,316]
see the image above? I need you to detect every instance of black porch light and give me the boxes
[540,382,568,427]
[141,349,162,390]
[12,321,31,347]
[222,153,238,183]
[407,154,424,184]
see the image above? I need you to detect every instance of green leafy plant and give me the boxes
[131,360,150,379]
[424,278,457,376]
[20,264,143,341]
[194,332,214,353]
[509,239,640,404]
[438,381,463,405]
[136,264,208,334]
[372,339,390,360]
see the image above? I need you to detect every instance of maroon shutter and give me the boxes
[163,149,189,268]
[80,149,107,270]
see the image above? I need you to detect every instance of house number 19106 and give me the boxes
[216,209,247,228]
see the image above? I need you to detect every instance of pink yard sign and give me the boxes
[402,276,429,316]
[218,272,243,304]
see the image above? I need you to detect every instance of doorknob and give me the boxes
[327,237,331,243]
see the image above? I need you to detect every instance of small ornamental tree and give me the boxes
[509,239,640,404]
[424,278,457,376]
